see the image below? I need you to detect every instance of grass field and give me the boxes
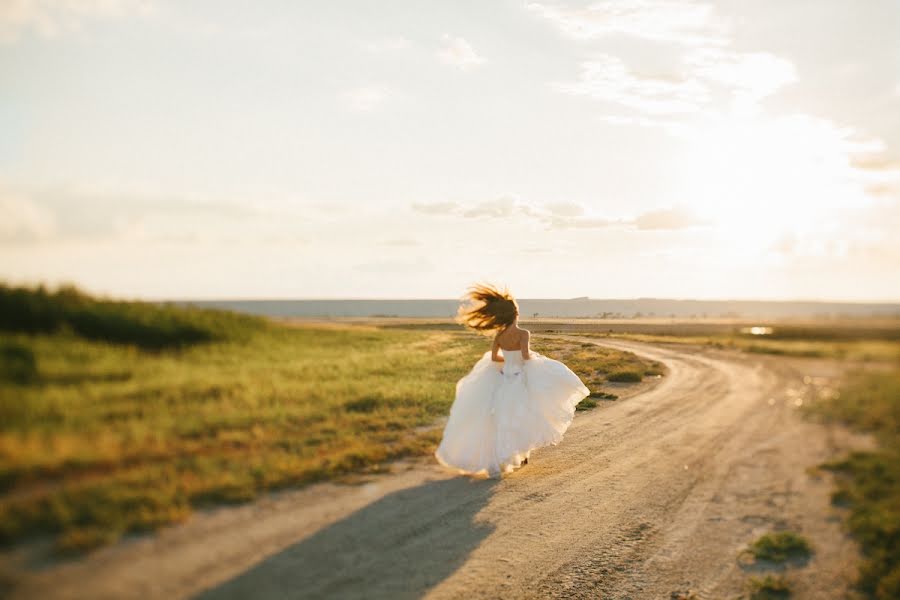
[813,369,900,599]
[0,285,662,555]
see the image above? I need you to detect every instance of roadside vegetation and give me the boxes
[0,285,659,555]
[738,531,811,598]
[579,331,900,362]
[746,531,812,564]
[531,338,664,410]
[812,369,900,599]
[747,574,791,599]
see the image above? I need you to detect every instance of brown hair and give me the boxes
[456,283,518,333]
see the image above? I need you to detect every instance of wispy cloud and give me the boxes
[0,183,304,246]
[850,154,900,172]
[437,35,485,70]
[535,1,796,123]
[413,198,706,231]
[555,54,708,115]
[0,193,56,243]
[527,0,728,47]
[633,206,706,230]
[544,201,584,217]
[685,48,796,111]
[555,49,794,118]
[460,196,539,218]
[340,84,392,112]
[0,0,154,43]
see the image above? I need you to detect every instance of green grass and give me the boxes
[0,323,487,553]
[748,574,791,599]
[748,531,812,563]
[813,369,900,599]
[531,338,664,405]
[0,285,660,555]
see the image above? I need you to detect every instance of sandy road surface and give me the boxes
[7,339,865,599]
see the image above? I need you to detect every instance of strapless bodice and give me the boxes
[500,349,525,379]
[501,349,524,364]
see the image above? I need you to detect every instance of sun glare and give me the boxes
[677,113,880,258]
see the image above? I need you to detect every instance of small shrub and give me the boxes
[576,397,597,411]
[748,574,791,599]
[748,531,812,563]
[606,370,642,383]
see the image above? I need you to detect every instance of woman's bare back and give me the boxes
[494,325,528,351]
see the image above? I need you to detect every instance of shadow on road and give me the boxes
[194,476,498,600]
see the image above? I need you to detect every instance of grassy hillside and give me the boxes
[0,284,262,350]
[0,285,661,555]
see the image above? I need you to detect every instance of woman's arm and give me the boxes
[521,330,531,360]
[491,335,504,362]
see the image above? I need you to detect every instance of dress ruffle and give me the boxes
[435,349,589,477]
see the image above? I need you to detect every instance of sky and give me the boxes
[1,0,899,301]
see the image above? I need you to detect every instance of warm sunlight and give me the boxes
[677,113,886,260]
[3,3,900,600]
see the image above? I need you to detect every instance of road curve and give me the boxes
[8,339,863,600]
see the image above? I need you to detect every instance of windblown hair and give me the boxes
[456,284,518,333]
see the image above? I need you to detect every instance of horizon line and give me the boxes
[165,296,900,306]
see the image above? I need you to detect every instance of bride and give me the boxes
[435,284,590,477]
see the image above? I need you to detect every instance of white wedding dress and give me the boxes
[435,348,590,477]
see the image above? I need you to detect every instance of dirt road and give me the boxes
[8,339,865,599]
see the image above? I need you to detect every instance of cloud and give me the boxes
[0,194,56,243]
[851,154,900,172]
[437,35,485,70]
[414,197,539,219]
[0,183,300,246]
[544,201,584,217]
[555,49,794,119]
[340,85,391,112]
[0,0,154,43]
[866,183,900,198]
[412,197,706,231]
[527,0,729,47]
[633,206,705,230]
[546,215,618,229]
[461,196,539,218]
[536,1,796,124]
[684,48,796,110]
[555,54,708,115]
